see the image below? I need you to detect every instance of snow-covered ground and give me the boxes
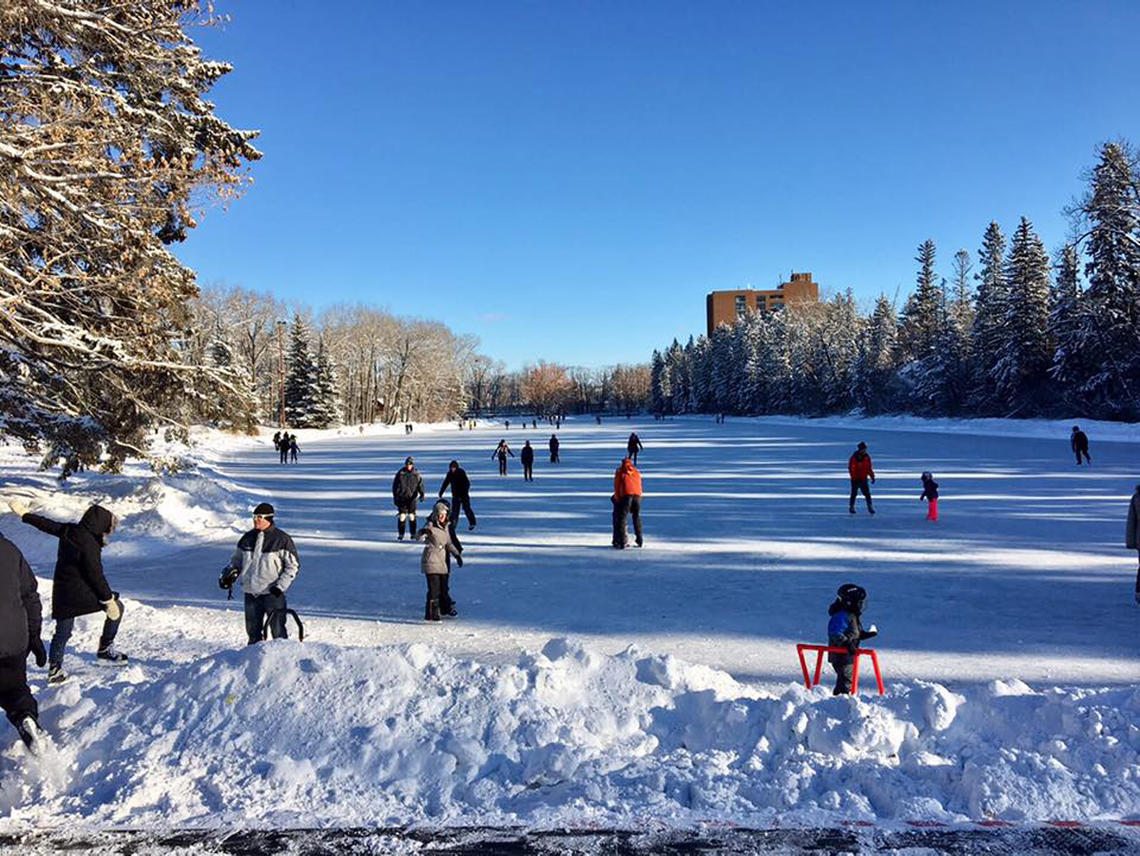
[1,415,1138,832]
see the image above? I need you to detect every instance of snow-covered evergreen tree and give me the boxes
[284,315,319,427]
[970,222,1009,412]
[853,295,900,413]
[900,240,944,362]
[650,349,669,414]
[1051,142,1140,417]
[310,338,342,429]
[993,217,1053,414]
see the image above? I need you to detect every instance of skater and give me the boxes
[288,435,299,464]
[505,420,510,431]
[920,471,939,521]
[418,499,463,622]
[1125,484,1140,604]
[491,439,514,476]
[392,457,426,540]
[549,434,560,463]
[1071,425,1091,465]
[0,516,46,753]
[439,460,477,530]
[223,503,300,644]
[595,415,602,425]
[848,442,876,514]
[532,418,537,429]
[279,432,290,464]
[826,583,878,695]
[272,431,282,451]
[612,457,644,548]
[521,440,535,481]
[9,501,127,682]
[627,432,643,465]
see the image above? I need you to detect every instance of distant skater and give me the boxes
[848,442,875,514]
[288,435,299,464]
[1125,484,1140,604]
[439,460,477,530]
[279,432,290,465]
[1071,425,1091,465]
[627,432,643,465]
[492,440,514,476]
[521,441,535,481]
[920,472,939,521]
[549,434,560,463]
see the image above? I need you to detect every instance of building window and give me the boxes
[755,295,767,310]
[735,295,746,317]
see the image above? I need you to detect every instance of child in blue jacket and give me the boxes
[827,583,878,695]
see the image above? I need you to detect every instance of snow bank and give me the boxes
[5,639,1138,830]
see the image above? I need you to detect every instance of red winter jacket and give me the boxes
[848,451,874,482]
[614,458,643,499]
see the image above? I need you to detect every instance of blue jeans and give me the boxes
[244,592,287,644]
[49,606,123,668]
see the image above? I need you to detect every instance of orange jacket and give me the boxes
[848,451,874,482]
[614,458,643,498]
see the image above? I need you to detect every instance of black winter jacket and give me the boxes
[0,534,42,658]
[1071,430,1089,452]
[392,468,426,505]
[22,506,116,620]
[521,444,534,465]
[439,468,471,498]
[921,478,939,501]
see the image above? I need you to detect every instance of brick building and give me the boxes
[705,272,820,336]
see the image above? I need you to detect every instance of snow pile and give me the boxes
[5,639,1138,829]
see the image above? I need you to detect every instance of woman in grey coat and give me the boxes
[417,500,463,622]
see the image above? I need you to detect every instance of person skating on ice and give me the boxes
[417,499,463,622]
[0,508,47,753]
[826,583,878,695]
[920,471,939,521]
[392,456,426,540]
[521,440,535,482]
[1125,484,1140,604]
[439,460,477,530]
[549,434,560,463]
[848,441,876,514]
[611,456,644,548]
[627,432,643,465]
[1071,425,1091,466]
[491,439,514,476]
[222,503,300,644]
[9,500,127,683]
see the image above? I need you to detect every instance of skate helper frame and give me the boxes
[796,644,885,695]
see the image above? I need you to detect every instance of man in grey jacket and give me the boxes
[224,503,300,644]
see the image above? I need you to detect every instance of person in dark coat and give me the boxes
[1071,426,1091,465]
[521,441,535,481]
[417,500,463,622]
[491,440,514,476]
[288,435,300,463]
[279,432,290,465]
[848,442,876,514]
[392,457,426,540]
[439,460,476,530]
[0,512,45,753]
[827,583,878,695]
[549,434,560,463]
[10,502,127,683]
[920,471,939,521]
[627,432,643,465]
[272,431,282,451]
[1125,484,1140,604]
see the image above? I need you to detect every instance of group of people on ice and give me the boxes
[272,431,300,464]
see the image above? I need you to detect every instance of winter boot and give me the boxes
[397,518,406,541]
[407,516,417,538]
[425,599,441,622]
[96,645,129,666]
[16,716,43,755]
[47,664,68,685]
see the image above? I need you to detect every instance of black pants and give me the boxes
[451,494,476,527]
[550,450,559,463]
[629,449,639,465]
[1134,552,1140,599]
[244,591,287,644]
[396,501,418,537]
[523,462,534,481]
[279,448,288,464]
[425,573,452,619]
[0,654,37,728]
[497,455,508,476]
[614,495,643,547]
[849,480,873,512]
[831,659,855,695]
[1075,448,1091,464]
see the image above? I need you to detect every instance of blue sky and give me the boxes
[177,0,1140,369]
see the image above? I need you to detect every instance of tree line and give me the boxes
[652,142,1140,421]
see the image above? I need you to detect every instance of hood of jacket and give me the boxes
[619,457,635,473]
[80,505,116,537]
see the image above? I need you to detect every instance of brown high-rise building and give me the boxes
[706,272,819,336]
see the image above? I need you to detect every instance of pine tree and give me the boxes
[1052,142,1140,417]
[310,338,342,429]
[284,315,319,427]
[650,349,669,414]
[970,222,1009,412]
[853,296,900,413]
[993,217,1053,414]
[900,240,944,362]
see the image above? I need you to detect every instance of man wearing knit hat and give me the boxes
[392,457,426,541]
[222,502,301,644]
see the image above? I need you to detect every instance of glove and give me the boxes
[102,598,122,621]
[7,499,28,517]
[28,638,46,668]
[219,566,239,589]
[864,624,878,638]
[455,555,463,568]
[269,585,284,597]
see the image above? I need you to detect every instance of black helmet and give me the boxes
[837,583,867,611]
